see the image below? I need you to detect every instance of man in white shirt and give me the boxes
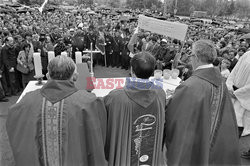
[226,51,250,158]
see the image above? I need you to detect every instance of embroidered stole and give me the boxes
[131,105,158,166]
[41,98,64,166]
[210,83,225,150]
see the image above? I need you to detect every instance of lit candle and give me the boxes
[75,51,82,64]
[48,51,55,62]
[33,52,43,77]
[61,51,67,57]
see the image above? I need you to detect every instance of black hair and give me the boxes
[212,57,221,67]
[130,52,156,79]
[238,47,246,53]
[220,41,226,48]
[150,36,157,42]
[22,43,31,50]
[24,32,32,38]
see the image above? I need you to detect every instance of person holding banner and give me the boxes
[165,40,240,165]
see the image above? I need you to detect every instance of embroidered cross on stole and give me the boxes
[131,107,158,166]
[41,98,64,166]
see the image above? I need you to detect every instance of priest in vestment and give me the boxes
[165,40,241,165]
[7,56,107,166]
[104,52,166,166]
[226,51,250,158]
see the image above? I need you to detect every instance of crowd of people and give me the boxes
[5,40,244,166]
[1,3,250,166]
[0,5,250,102]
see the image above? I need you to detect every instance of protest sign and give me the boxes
[138,15,188,41]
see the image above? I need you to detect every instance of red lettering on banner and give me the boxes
[96,79,106,89]
[106,79,114,89]
[86,77,96,89]
[115,79,124,89]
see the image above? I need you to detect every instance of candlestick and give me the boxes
[33,52,43,77]
[75,51,82,64]
[48,51,55,62]
[90,43,94,77]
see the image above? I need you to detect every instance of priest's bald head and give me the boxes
[191,40,217,70]
[130,52,156,79]
[47,56,78,81]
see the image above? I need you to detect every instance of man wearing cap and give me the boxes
[155,39,171,70]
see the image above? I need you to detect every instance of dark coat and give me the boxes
[7,80,107,166]
[1,45,17,70]
[166,68,241,166]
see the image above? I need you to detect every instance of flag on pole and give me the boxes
[38,0,49,13]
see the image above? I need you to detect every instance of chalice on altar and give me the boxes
[34,74,45,86]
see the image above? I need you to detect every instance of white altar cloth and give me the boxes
[17,77,181,103]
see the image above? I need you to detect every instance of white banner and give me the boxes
[138,15,188,41]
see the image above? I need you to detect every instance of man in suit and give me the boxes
[1,37,18,96]
[85,24,97,50]
[165,40,240,165]
[104,29,114,67]
[111,30,122,67]
[0,38,9,102]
